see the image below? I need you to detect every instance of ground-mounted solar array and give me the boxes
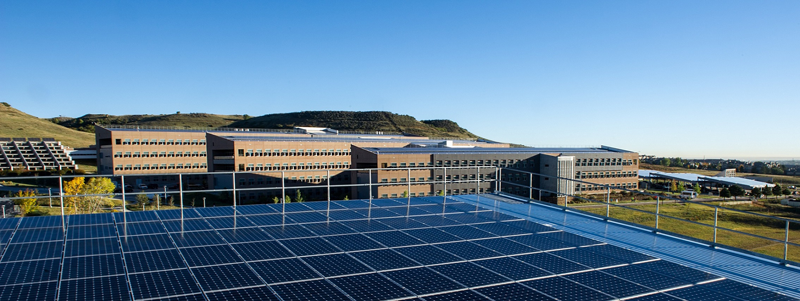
[0,196,795,301]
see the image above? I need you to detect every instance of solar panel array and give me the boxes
[0,196,794,301]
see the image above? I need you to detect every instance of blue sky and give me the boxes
[2,1,798,159]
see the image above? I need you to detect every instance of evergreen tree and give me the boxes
[720,188,731,198]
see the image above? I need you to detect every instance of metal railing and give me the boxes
[2,166,797,266]
[496,167,800,266]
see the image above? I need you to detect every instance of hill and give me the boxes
[57,113,247,133]
[228,111,480,139]
[0,103,95,148]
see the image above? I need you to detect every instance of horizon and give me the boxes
[2,1,799,158]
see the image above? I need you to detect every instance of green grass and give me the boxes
[0,102,95,148]
[576,202,800,261]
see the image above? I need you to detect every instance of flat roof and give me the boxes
[639,170,775,188]
[362,146,624,155]
[703,176,775,188]
[219,136,480,144]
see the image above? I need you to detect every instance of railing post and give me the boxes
[539,189,542,202]
[497,168,502,193]
[59,175,65,232]
[529,174,533,199]
[443,167,447,205]
[784,220,790,263]
[407,168,411,201]
[326,170,331,217]
[281,171,286,214]
[605,187,610,220]
[713,207,719,246]
[232,172,237,207]
[368,169,373,202]
[476,167,480,195]
[655,196,660,231]
[179,174,184,220]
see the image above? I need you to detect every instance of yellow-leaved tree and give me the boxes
[14,189,38,216]
[63,177,85,215]
[81,177,116,214]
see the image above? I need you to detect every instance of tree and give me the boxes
[783,188,792,196]
[402,191,408,198]
[720,188,731,198]
[63,177,86,214]
[773,184,783,196]
[136,192,149,207]
[670,180,680,193]
[693,184,702,194]
[272,196,280,204]
[343,195,349,201]
[729,186,745,199]
[751,187,762,197]
[81,177,115,214]
[295,190,304,203]
[763,186,773,197]
[438,190,445,196]
[153,194,161,208]
[14,189,38,216]
[660,158,671,167]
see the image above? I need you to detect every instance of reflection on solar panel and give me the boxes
[0,196,793,301]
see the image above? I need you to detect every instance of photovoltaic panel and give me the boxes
[116,221,167,236]
[205,216,257,229]
[363,208,401,218]
[386,206,433,216]
[124,249,186,273]
[216,227,273,243]
[350,249,421,271]
[475,283,556,301]
[404,228,463,243]
[542,231,603,247]
[0,230,12,245]
[276,203,314,213]
[443,213,492,224]
[508,234,571,251]
[17,215,61,229]
[382,267,466,295]
[435,241,503,260]
[471,222,529,236]
[439,225,496,240]
[323,233,384,252]
[664,285,737,301]
[626,293,684,301]
[369,198,404,207]
[62,254,125,279]
[602,265,690,291]
[64,237,120,257]
[504,220,557,233]
[161,219,215,232]
[564,271,654,299]
[147,293,207,301]
[194,207,238,217]
[155,208,203,220]
[302,222,357,236]
[279,237,341,256]
[120,234,174,252]
[423,289,492,301]
[301,201,345,211]
[445,202,483,212]
[192,263,263,291]
[0,218,20,230]
[394,245,462,265]
[116,211,161,223]
[472,237,538,255]
[430,262,511,287]
[634,260,723,283]
[260,224,315,239]
[514,253,591,274]
[0,281,58,301]
[474,211,520,222]
[129,269,202,300]
[271,279,351,301]
[336,200,371,209]
[301,253,373,277]
[10,227,63,243]
[550,248,626,268]
[700,279,798,301]
[231,240,293,261]
[366,231,426,247]
[373,217,428,230]
[236,204,279,215]
[68,213,113,226]
[67,224,117,239]
[180,245,243,267]
[585,244,657,263]
[412,215,462,227]
[286,212,330,224]
[339,220,392,233]
[249,258,321,284]
[170,230,227,248]
[330,273,414,301]
[246,214,290,226]
[0,259,60,285]
[58,275,130,301]
[473,257,552,281]
[522,276,613,301]
[325,209,367,221]
[206,285,281,301]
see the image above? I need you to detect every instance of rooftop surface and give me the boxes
[363,146,624,155]
[639,169,774,188]
[0,195,796,300]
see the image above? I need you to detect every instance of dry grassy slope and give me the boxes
[0,103,95,148]
[59,113,246,132]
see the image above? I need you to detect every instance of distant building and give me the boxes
[0,138,77,171]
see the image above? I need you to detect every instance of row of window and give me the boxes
[114,151,207,158]
[238,162,351,172]
[576,171,637,179]
[577,158,638,167]
[117,139,206,146]
[238,149,350,157]
[114,163,208,171]
[576,183,637,191]
[379,174,489,183]
[237,174,351,186]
